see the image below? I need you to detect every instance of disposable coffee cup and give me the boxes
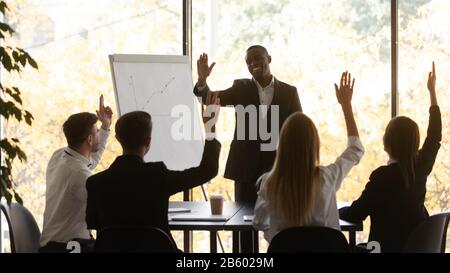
[210,194,224,215]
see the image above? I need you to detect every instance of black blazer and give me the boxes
[340,106,442,253]
[85,139,221,245]
[194,78,301,182]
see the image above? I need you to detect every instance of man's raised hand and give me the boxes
[197,53,216,85]
[96,94,113,130]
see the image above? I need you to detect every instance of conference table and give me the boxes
[168,201,363,253]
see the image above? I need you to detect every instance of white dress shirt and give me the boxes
[253,76,275,117]
[253,136,364,242]
[40,128,109,246]
[253,76,275,106]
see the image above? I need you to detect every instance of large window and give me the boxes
[398,0,450,250]
[192,0,392,251]
[2,0,448,253]
[2,0,181,252]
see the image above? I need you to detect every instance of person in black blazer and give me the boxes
[195,46,302,193]
[194,46,301,252]
[85,93,221,249]
[340,62,442,253]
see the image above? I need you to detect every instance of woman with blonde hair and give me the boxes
[253,71,364,242]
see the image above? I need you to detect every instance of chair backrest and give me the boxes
[267,226,350,253]
[94,226,177,253]
[404,212,450,253]
[0,202,41,253]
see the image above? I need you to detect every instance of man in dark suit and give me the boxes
[194,45,302,252]
[85,93,221,250]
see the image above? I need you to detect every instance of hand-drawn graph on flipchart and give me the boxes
[110,55,203,170]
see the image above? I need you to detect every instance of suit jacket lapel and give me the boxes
[248,80,260,106]
[271,77,280,107]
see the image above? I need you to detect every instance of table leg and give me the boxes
[232,231,239,253]
[184,231,192,253]
[0,212,2,253]
[210,231,217,253]
[349,231,356,250]
[253,231,259,253]
[182,190,193,253]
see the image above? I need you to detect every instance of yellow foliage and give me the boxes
[2,0,448,252]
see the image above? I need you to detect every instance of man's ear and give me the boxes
[87,134,93,146]
[383,142,391,156]
[268,55,272,64]
[383,134,388,153]
[144,136,152,155]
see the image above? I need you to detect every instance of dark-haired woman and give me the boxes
[340,62,442,253]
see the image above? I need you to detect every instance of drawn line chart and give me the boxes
[128,75,176,113]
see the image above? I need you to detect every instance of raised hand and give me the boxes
[96,94,113,130]
[427,61,436,92]
[202,91,220,123]
[334,71,355,106]
[202,91,220,137]
[197,53,216,85]
[334,71,358,137]
[427,62,438,106]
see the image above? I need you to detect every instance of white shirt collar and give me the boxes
[64,147,93,168]
[252,76,275,90]
[387,159,398,165]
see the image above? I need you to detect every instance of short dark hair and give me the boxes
[63,112,98,148]
[246,45,269,55]
[115,111,152,151]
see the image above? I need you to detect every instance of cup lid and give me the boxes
[210,194,223,199]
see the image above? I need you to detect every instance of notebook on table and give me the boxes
[168,208,191,213]
[170,214,230,222]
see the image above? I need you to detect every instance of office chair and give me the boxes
[404,212,450,253]
[94,226,177,253]
[267,226,350,253]
[0,201,41,253]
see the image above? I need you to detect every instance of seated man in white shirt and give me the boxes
[39,95,112,253]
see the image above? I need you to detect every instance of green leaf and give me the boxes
[18,53,26,66]
[1,50,13,71]
[17,148,27,162]
[0,138,11,148]
[0,139,15,159]
[4,189,12,205]
[0,1,8,16]
[13,107,22,121]
[29,57,38,69]
[12,49,19,62]
[5,88,23,105]
[0,99,11,116]
[12,87,21,95]
[1,165,11,174]
[0,22,14,35]
[24,110,34,126]
[11,93,22,104]
[0,99,24,120]
[26,53,38,69]
[0,138,27,162]
[0,11,34,204]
